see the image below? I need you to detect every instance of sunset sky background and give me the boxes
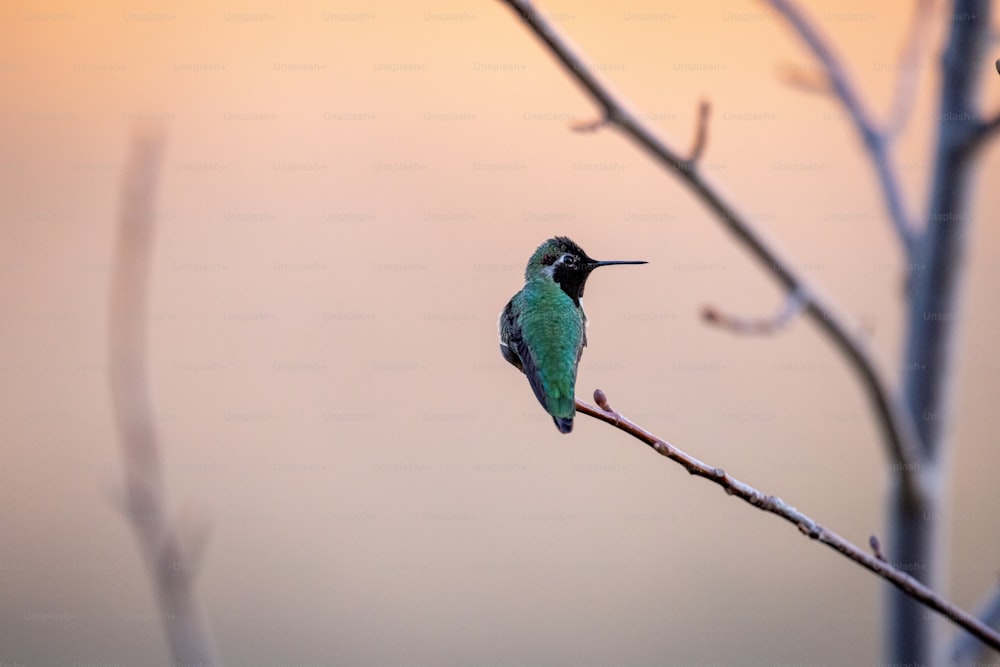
[2,1,999,664]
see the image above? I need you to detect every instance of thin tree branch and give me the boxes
[109,129,221,666]
[760,0,918,256]
[498,0,925,505]
[702,287,807,335]
[952,585,1000,665]
[574,389,1000,652]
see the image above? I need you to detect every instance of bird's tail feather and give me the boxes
[554,416,573,434]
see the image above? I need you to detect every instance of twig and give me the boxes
[685,100,711,166]
[869,535,887,562]
[760,0,917,255]
[963,112,1000,154]
[498,0,925,505]
[570,116,608,133]
[981,113,1000,139]
[777,62,831,95]
[702,288,807,335]
[575,389,1000,652]
[109,129,221,666]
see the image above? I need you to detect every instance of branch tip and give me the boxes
[778,62,831,95]
[870,534,887,561]
[593,388,610,411]
[570,116,608,133]
[884,0,934,138]
[686,99,711,165]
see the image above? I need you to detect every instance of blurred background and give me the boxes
[2,0,999,664]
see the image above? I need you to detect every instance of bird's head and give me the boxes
[525,236,646,304]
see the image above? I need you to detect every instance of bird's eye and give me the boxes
[561,254,578,266]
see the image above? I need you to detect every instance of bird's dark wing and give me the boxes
[499,298,522,371]
[499,297,549,412]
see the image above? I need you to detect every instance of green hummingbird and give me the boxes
[499,236,647,433]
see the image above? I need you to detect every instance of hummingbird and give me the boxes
[499,236,647,433]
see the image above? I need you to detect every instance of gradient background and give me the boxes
[2,1,999,665]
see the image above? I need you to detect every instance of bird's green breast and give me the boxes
[514,278,584,418]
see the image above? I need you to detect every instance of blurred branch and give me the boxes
[498,0,924,504]
[952,585,1000,665]
[109,129,221,666]
[897,1,994,659]
[702,288,807,335]
[761,0,918,255]
[574,389,1000,652]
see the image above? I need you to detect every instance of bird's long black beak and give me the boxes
[587,259,648,269]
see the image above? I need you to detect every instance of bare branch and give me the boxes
[575,390,1000,652]
[499,0,925,503]
[702,287,807,335]
[760,0,917,255]
[109,129,221,666]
